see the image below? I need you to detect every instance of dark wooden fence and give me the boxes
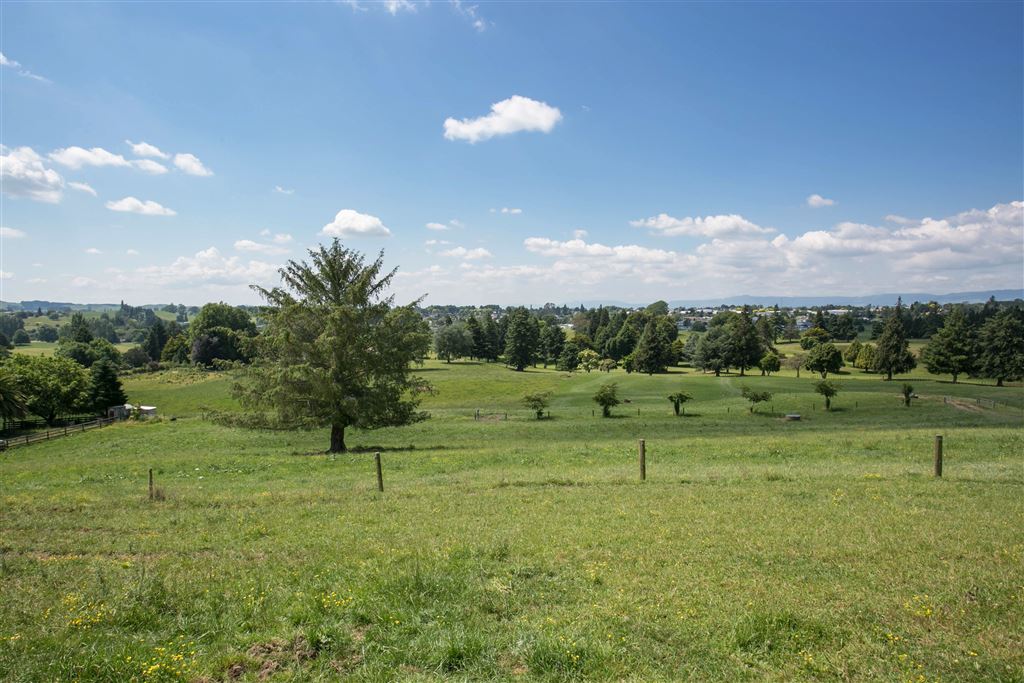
[0,417,120,451]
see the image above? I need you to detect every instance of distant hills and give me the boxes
[2,289,1022,312]
[579,289,1024,309]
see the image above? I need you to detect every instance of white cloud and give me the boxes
[451,0,488,31]
[572,229,588,239]
[234,239,289,255]
[0,271,12,280]
[133,247,279,287]
[68,181,97,196]
[321,209,391,237]
[1,227,26,239]
[173,152,213,176]
[0,52,49,83]
[274,185,295,195]
[807,193,836,208]
[491,207,522,215]
[85,247,102,255]
[71,276,98,288]
[441,246,492,260]
[384,0,418,13]
[444,95,563,143]
[425,239,451,246]
[271,233,292,244]
[524,237,677,264]
[126,249,140,256]
[126,140,170,159]
[630,213,775,237]
[426,222,449,231]
[0,146,64,203]
[105,196,177,216]
[27,277,46,284]
[49,146,131,169]
[132,159,169,174]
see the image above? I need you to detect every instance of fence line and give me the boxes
[942,396,1004,409]
[0,417,121,451]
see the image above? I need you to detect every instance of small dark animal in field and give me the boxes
[623,399,632,404]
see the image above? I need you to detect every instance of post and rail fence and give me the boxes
[0,416,122,452]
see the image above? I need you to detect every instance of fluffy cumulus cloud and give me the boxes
[322,209,391,237]
[105,196,177,216]
[444,96,563,143]
[630,213,775,238]
[490,207,522,215]
[440,246,492,260]
[0,146,64,203]
[274,185,295,195]
[425,222,449,231]
[807,193,836,208]
[84,247,102,255]
[132,247,279,288]
[49,146,131,169]
[1,226,27,238]
[126,140,169,159]
[393,200,1022,304]
[173,153,214,176]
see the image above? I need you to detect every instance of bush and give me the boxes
[593,383,620,417]
[12,329,30,345]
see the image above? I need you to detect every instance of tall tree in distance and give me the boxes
[89,360,128,412]
[236,241,432,453]
[976,308,1024,387]
[921,306,976,383]
[539,322,566,368]
[632,319,670,374]
[504,307,539,371]
[874,302,916,380]
[728,307,763,376]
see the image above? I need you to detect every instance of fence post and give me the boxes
[639,439,646,481]
[934,435,943,478]
[375,452,384,492]
[149,468,154,500]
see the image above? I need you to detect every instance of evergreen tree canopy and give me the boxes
[235,241,432,452]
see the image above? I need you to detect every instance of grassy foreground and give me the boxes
[1,362,1022,681]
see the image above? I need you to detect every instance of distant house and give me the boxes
[107,404,157,420]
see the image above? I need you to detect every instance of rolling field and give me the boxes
[1,362,1022,681]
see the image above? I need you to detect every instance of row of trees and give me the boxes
[0,355,126,425]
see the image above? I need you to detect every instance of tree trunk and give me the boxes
[997,378,1004,387]
[796,368,800,378]
[825,397,831,411]
[952,374,958,384]
[714,368,721,377]
[886,370,893,381]
[329,424,346,453]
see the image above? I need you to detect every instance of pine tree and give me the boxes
[728,307,763,376]
[89,360,128,412]
[483,315,501,361]
[976,309,1024,387]
[466,315,483,360]
[874,303,916,380]
[503,307,539,371]
[632,319,670,374]
[921,306,976,383]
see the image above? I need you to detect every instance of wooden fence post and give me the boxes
[148,468,154,500]
[375,452,384,492]
[934,435,943,478]
[639,439,646,481]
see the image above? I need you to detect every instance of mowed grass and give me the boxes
[1,361,1022,682]
[11,341,137,357]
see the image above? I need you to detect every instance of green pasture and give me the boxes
[1,361,1021,681]
[10,341,137,357]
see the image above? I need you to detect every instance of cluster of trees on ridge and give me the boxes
[2,242,1022,446]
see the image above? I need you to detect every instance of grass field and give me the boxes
[1,361,1022,681]
[10,341,137,357]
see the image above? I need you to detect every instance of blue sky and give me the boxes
[2,1,1022,306]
